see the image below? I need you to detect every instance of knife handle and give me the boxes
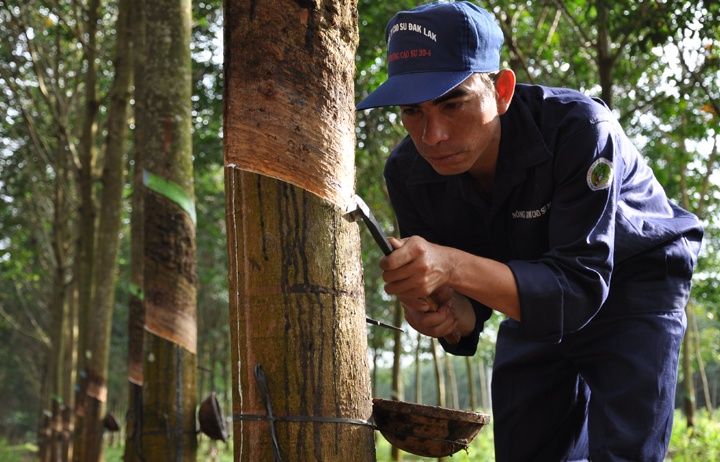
[424,294,461,345]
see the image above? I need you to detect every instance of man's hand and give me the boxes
[378,233,522,331]
[399,286,457,338]
[380,237,476,338]
[379,236,451,301]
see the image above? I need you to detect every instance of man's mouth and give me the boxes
[427,152,461,164]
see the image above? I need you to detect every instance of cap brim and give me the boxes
[356,71,473,110]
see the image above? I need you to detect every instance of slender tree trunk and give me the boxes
[63,285,78,462]
[676,120,709,429]
[478,359,490,412]
[140,0,198,459]
[224,1,374,460]
[391,298,404,461]
[124,0,147,459]
[73,0,101,458]
[679,131,715,420]
[391,299,404,403]
[594,1,614,108]
[49,249,71,462]
[682,331,696,427]
[81,0,134,457]
[371,345,380,398]
[466,357,477,411]
[41,135,73,462]
[691,308,714,417]
[446,353,459,409]
[415,334,422,404]
[431,339,446,407]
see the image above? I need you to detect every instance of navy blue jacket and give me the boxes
[384,84,703,348]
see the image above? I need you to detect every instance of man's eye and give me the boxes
[401,107,419,116]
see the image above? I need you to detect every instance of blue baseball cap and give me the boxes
[356,1,503,110]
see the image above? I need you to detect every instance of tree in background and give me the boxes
[139,0,198,459]
[73,0,133,455]
[123,0,146,458]
[0,1,135,460]
[0,3,85,458]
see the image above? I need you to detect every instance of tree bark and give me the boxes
[390,299,403,461]
[391,299,404,402]
[691,307,714,417]
[43,139,73,462]
[595,1,614,108]
[414,334,422,404]
[140,0,198,459]
[124,0,147,459]
[478,359,490,412]
[446,353,459,409]
[431,339,446,408]
[466,356,477,411]
[682,331,696,427]
[79,0,134,458]
[224,0,374,460]
[225,172,374,461]
[72,0,102,458]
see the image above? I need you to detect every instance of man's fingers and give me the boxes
[379,237,413,271]
[402,302,458,338]
[387,236,405,250]
[432,286,454,306]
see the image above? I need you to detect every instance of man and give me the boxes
[356,2,703,461]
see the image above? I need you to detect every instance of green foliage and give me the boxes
[0,439,38,462]
[190,0,232,401]
[667,410,720,461]
[375,410,720,461]
[103,438,233,462]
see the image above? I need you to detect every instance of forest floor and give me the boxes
[1,411,718,461]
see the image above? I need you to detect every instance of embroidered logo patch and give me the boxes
[512,202,552,219]
[587,158,613,191]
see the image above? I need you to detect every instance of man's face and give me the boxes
[399,73,502,177]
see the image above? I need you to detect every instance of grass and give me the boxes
[2,410,718,461]
[374,420,495,462]
[0,439,38,462]
[104,440,233,462]
[666,410,720,462]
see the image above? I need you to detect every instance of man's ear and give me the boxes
[495,69,516,115]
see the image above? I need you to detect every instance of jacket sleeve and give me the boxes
[507,119,623,343]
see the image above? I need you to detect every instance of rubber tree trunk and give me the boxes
[466,357,477,411]
[124,0,147,459]
[140,0,198,459]
[79,0,134,458]
[390,299,404,461]
[682,320,696,427]
[41,135,73,462]
[224,0,375,460]
[431,339,446,407]
[72,0,101,458]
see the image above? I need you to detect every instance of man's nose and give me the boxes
[421,115,449,145]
